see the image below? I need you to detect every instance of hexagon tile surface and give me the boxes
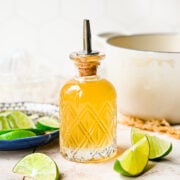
[15,0,60,25]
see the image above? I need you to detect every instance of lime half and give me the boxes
[13,153,60,180]
[131,128,172,160]
[114,137,149,177]
[36,117,59,131]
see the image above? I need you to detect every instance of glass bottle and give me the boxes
[59,19,117,162]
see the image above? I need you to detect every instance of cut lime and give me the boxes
[36,117,59,131]
[114,137,149,176]
[24,128,45,135]
[0,128,45,136]
[0,130,36,140]
[7,111,35,129]
[13,153,60,180]
[0,129,12,135]
[0,116,11,130]
[0,111,11,117]
[131,128,172,160]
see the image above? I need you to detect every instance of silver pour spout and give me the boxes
[82,19,99,55]
[83,19,92,54]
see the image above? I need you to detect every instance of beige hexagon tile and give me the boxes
[15,0,60,25]
[61,0,104,27]
[126,20,177,34]
[0,18,38,59]
[0,0,14,23]
[38,17,81,76]
[106,0,151,27]
[151,0,180,26]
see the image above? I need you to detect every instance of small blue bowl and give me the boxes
[0,102,59,151]
[0,130,59,151]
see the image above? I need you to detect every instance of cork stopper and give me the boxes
[75,60,100,76]
[70,19,105,77]
[70,52,105,76]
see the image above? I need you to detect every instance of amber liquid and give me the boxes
[59,76,117,162]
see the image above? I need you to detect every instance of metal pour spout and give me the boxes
[82,19,99,55]
[83,19,92,54]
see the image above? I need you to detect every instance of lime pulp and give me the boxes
[13,153,60,180]
[131,127,172,160]
[114,136,149,176]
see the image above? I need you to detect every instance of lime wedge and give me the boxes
[7,111,35,129]
[114,137,149,176]
[0,116,11,130]
[36,117,59,131]
[0,130,36,140]
[0,129,12,135]
[0,111,11,117]
[131,128,172,160]
[13,153,60,180]
[0,128,45,136]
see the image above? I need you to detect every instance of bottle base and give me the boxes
[60,144,117,163]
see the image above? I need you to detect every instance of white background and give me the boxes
[0,0,179,76]
[0,0,180,102]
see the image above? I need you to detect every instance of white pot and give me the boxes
[98,33,180,124]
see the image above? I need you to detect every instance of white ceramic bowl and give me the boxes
[101,34,180,124]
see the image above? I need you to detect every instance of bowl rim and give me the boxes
[106,33,180,54]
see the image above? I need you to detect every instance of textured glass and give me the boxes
[60,77,117,162]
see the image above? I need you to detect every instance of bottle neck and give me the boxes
[75,61,99,77]
[70,51,105,80]
[73,61,100,81]
[74,74,100,82]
